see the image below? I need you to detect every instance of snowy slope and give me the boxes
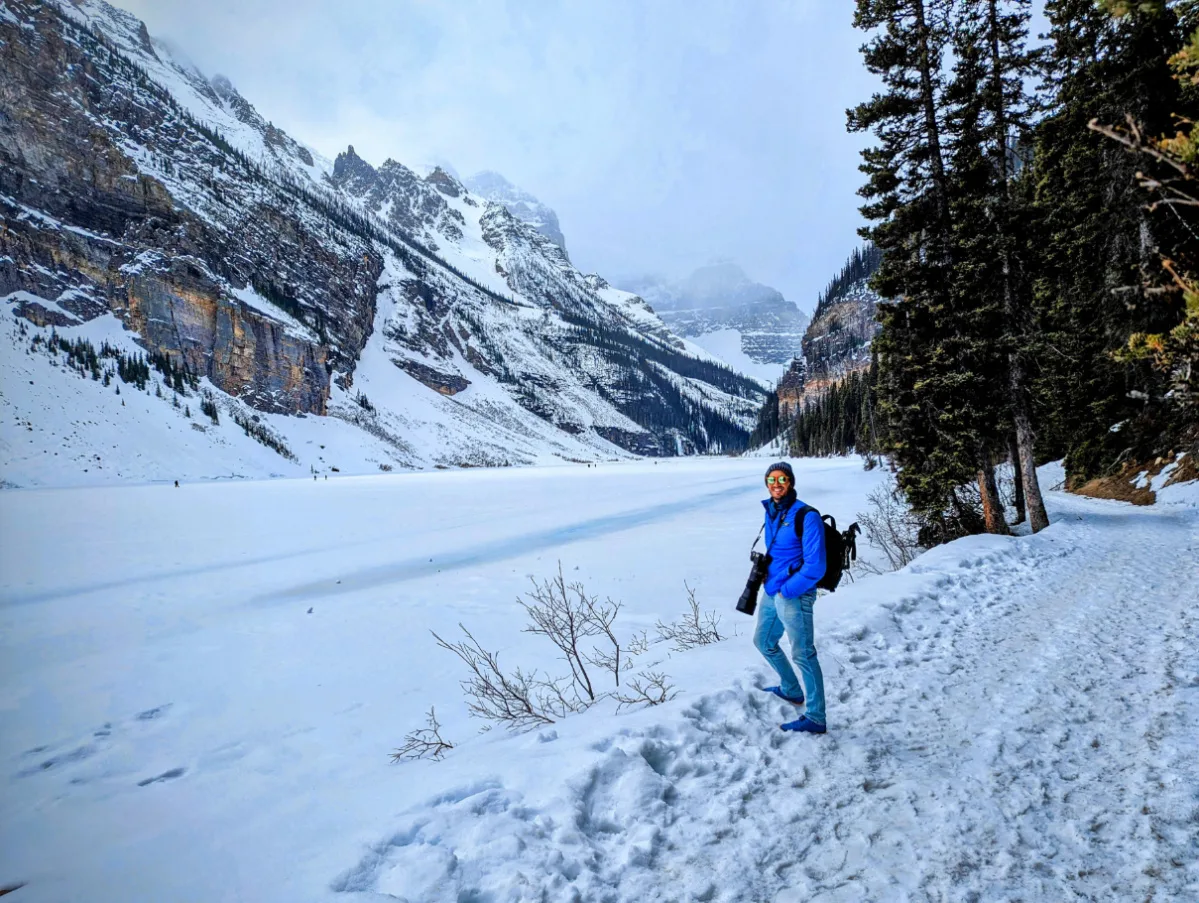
[1,0,766,488]
[624,264,809,383]
[684,329,786,387]
[1,458,1195,901]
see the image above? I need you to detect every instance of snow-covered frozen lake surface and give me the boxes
[1,457,1196,902]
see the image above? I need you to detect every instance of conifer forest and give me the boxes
[792,0,1199,544]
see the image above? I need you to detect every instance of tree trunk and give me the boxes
[978,459,1010,535]
[913,0,951,230]
[1008,432,1026,524]
[984,0,1048,535]
[1011,362,1050,532]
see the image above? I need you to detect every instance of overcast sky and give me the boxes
[123,0,878,314]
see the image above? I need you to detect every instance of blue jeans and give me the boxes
[754,590,825,726]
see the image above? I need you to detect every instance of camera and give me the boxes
[735,550,771,616]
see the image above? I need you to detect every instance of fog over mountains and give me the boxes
[620,263,810,386]
[464,171,570,261]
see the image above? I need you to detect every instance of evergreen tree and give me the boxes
[788,368,882,458]
[749,392,780,449]
[1031,0,1184,483]
[976,0,1051,530]
[851,0,1002,539]
[944,0,1050,532]
[1092,0,1199,431]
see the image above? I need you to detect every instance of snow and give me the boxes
[683,328,786,388]
[1,457,1196,902]
[0,280,639,489]
[2,290,83,324]
[0,311,410,487]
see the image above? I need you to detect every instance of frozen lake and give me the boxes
[1,457,1196,902]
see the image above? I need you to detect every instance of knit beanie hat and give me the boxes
[764,461,795,484]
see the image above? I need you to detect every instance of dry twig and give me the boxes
[615,671,678,711]
[655,583,724,651]
[390,707,454,762]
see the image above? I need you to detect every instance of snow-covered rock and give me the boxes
[622,263,810,386]
[465,170,570,259]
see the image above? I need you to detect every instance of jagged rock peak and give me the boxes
[331,145,378,188]
[209,73,236,97]
[464,170,569,260]
[135,20,157,57]
[678,262,786,309]
[618,264,807,371]
[425,167,462,198]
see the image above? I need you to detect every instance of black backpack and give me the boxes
[794,506,860,591]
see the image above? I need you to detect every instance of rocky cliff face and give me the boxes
[0,1,367,413]
[795,245,883,408]
[465,171,569,260]
[2,0,764,474]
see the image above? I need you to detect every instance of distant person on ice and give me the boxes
[755,461,828,734]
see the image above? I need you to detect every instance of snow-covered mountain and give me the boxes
[463,171,570,260]
[621,264,809,387]
[0,0,766,487]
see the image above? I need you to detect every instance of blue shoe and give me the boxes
[781,716,826,734]
[761,685,804,705]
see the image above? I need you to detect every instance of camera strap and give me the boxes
[753,499,794,554]
[750,522,765,552]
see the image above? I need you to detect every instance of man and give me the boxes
[754,461,827,734]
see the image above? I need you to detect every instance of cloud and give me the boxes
[121,0,877,312]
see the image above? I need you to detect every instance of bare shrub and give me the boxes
[391,707,454,762]
[615,671,677,711]
[626,630,651,657]
[520,565,628,695]
[655,582,724,651]
[432,625,560,731]
[856,479,924,573]
[434,564,668,732]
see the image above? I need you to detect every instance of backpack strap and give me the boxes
[793,505,818,543]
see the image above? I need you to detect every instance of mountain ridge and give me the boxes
[620,263,809,386]
[0,0,765,487]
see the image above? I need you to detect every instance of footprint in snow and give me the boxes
[137,767,186,787]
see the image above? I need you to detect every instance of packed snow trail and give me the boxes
[334,492,1199,903]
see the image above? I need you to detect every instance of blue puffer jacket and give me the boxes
[762,496,827,598]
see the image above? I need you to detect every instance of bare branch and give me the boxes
[433,566,675,733]
[654,583,724,652]
[615,671,678,711]
[856,479,924,571]
[1087,115,1193,180]
[432,626,557,731]
[390,707,454,762]
[520,564,603,702]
